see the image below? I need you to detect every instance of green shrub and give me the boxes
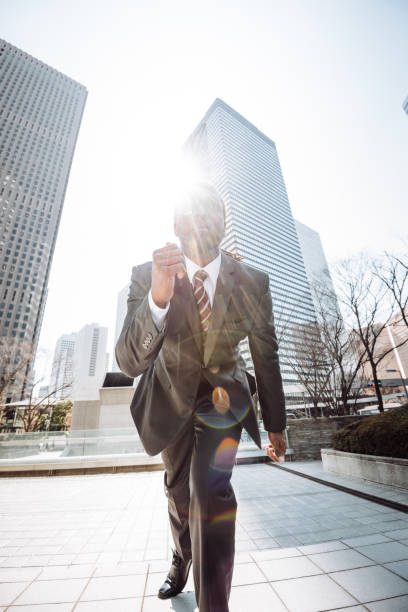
[332,404,408,459]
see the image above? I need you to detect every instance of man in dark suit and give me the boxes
[115,182,286,612]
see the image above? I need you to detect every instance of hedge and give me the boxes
[332,404,408,459]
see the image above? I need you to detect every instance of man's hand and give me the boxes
[151,243,186,308]
[264,431,286,462]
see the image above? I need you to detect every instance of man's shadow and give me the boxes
[167,590,197,611]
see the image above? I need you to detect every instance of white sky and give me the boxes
[1,0,407,384]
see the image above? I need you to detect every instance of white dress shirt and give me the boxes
[148,251,222,331]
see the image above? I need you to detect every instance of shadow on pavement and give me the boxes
[169,590,197,611]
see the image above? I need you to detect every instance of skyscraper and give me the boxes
[112,282,129,372]
[185,98,317,393]
[49,332,76,400]
[294,218,337,314]
[72,322,108,401]
[0,39,87,402]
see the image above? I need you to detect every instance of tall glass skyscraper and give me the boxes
[185,98,317,392]
[0,39,87,401]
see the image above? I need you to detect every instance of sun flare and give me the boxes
[165,153,207,203]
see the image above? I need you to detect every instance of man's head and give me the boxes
[174,181,226,260]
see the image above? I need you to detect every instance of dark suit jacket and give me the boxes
[115,251,286,456]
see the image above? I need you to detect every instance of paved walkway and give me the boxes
[277,460,408,507]
[0,462,407,611]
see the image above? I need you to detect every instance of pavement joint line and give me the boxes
[319,599,371,612]
[366,559,408,581]
[326,566,408,609]
[250,555,290,611]
[140,562,150,612]
[318,569,364,610]
[3,566,44,610]
[71,565,97,611]
[258,541,405,610]
[249,548,388,610]
[268,462,408,514]
[369,596,405,609]
[334,538,408,573]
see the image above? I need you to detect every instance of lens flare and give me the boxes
[194,396,251,430]
[213,437,239,472]
[210,508,237,525]
[212,386,230,414]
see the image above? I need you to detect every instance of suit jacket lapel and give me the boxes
[203,251,235,366]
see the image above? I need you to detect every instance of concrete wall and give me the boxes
[99,387,135,430]
[70,400,101,430]
[321,449,408,489]
[285,415,371,461]
[71,387,135,431]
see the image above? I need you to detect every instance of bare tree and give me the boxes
[375,245,408,329]
[285,319,334,417]
[0,339,35,404]
[16,376,73,432]
[311,278,368,415]
[333,253,408,412]
[0,337,75,431]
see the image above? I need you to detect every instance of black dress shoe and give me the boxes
[158,549,192,599]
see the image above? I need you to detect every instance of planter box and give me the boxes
[321,448,408,489]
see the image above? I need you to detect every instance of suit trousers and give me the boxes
[161,374,243,612]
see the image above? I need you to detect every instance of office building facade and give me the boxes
[0,39,87,401]
[295,218,337,316]
[49,332,76,400]
[72,322,108,401]
[358,310,408,395]
[112,282,129,372]
[185,98,317,392]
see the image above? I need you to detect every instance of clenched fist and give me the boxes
[264,431,286,462]
[151,243,186,308]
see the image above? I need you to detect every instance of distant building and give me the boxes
[359,310,408,392]
[0,39,87,402]
[295,219,338,315]
[375,313,408,388]
[37,384,49,399]
[112,283,129,372]
[49,333,76,400]
[403,95,408,115]
[184,98,317,392]
[388,311,408,382]
[72,323,108,401]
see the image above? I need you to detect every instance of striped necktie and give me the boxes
[193,269,212,333]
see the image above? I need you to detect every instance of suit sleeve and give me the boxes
[115,265,167,378]
[248,273,286,433]
[148,288,170,331]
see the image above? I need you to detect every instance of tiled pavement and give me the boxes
[276,460,408,507]
[0,463,407,610]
